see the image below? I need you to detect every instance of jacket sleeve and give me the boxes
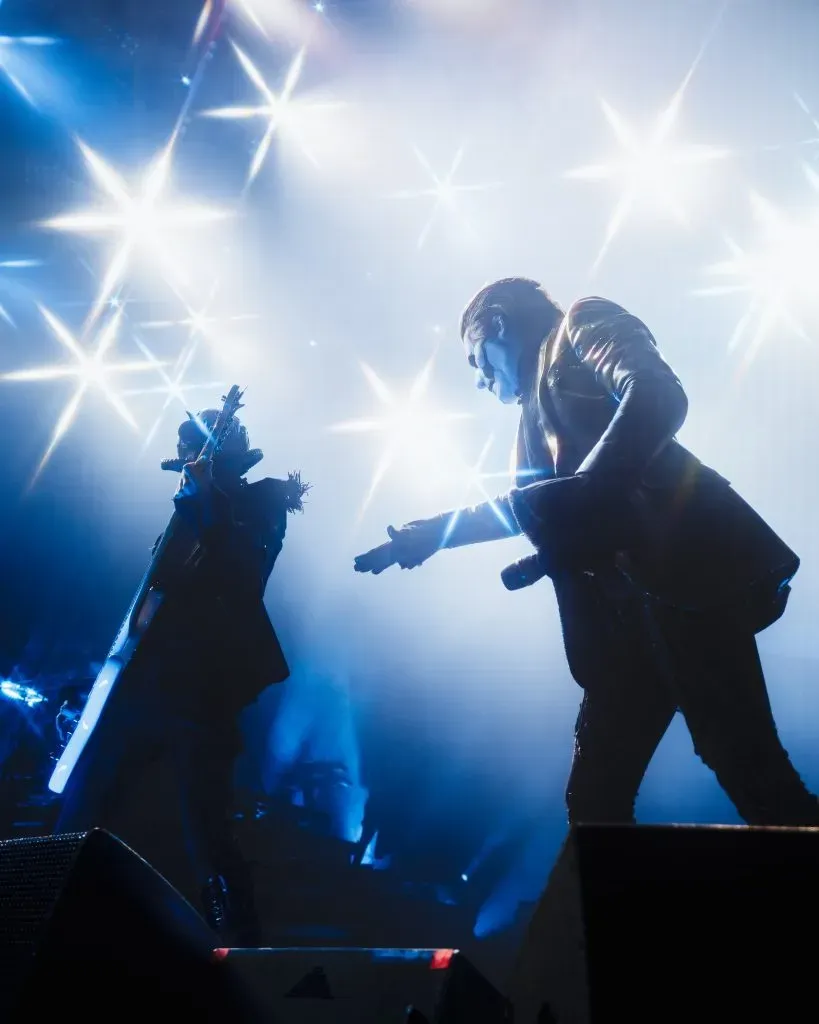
[427,497,522,548]
[566,296,688,494]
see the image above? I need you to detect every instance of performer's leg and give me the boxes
[180,720,261,942]
[54,698,159,838]
[655,604,819,826]
[555,572,677,824]
[566,681,676,824]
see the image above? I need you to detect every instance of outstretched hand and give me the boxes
[354,525,403,575]
[354,520,443,575]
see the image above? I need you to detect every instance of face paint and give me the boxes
[463,314,524,405]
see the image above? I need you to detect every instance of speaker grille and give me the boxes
[0,832,87,998]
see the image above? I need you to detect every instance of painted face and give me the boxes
[462,313,522,405]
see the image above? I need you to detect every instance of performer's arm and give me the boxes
[354,497,520,574]
[565,296,688,492]
[419,497,521,548]
[505,297,688,566]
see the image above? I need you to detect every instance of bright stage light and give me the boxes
[0,258,41,328]
[202,43,344,181]
[1,305,161,480]
[0,26,58,107]
[329,358,472,515]
[202,42,306,184]
[441,434,517,546]
[192,0,217,45]
[565,95,729,272]
[131,296,259,448]
[138,309,258,333]
[565,11,730,274]
[402,0,520,32]
[41,137,230,330]
[388,145,501,250]
[0,681,46,707]
[224,0,330,48]
[696,167,819,363]
[124,337,225,453]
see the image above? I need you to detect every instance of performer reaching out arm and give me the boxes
[354,276,819,828]
[357,294,690,579]
[354,498,521,574]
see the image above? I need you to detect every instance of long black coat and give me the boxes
[136,474,292,721]
[509,297,798,631]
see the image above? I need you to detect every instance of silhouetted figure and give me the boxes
[55,409,306,939]
[355,279,819,827]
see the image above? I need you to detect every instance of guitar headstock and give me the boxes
[220,385,245,422]
[197,384,246,462]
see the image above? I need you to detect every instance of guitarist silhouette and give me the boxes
[53,389,307,941]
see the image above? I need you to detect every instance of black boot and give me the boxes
[202,871,262,946]
[225,872,262,947]
[201,873,231,935]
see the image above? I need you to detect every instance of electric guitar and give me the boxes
[48,385,246,794]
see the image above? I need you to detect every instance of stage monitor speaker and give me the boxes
[509,823,819,1024]
[214,946,512,1023]
[0,828,252,1022]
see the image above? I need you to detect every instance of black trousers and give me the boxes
[54,688,253,918]
[554,570,819,826]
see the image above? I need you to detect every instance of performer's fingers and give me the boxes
[355,551,382,573]
[386,525,399,540]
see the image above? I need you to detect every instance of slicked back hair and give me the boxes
[459,277,564,343]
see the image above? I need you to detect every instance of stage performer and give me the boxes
[55,410,307,941]
[355,278,819,827]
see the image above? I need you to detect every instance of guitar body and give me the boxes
[48,387,245,795]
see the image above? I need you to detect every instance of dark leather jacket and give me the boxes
[510,296,798,629]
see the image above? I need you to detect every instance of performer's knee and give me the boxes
[565,775,636,826]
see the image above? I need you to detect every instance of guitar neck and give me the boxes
[127,441,221,625]
[109,509,196,656]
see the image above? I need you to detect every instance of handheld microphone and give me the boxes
[500,551,550,591]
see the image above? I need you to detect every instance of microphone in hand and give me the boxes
[500,551,550,591]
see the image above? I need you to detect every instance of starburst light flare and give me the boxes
[565,4,731,274]
[231,0,268,37]
[0,258,41,328]
[330,358,472,516]
[139,310,258,333]
[696,168,819,364]
[565,96,730,272]
[224,0,330,48]
[125,337,225,452]
[441,434,518,547]
[192,0,218,45]
[389,146,501,250]
[1,305,162,481]
[202,43,310,184]
[41,136,230,331]
[0,27,58,107]
[138,297,259,383]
